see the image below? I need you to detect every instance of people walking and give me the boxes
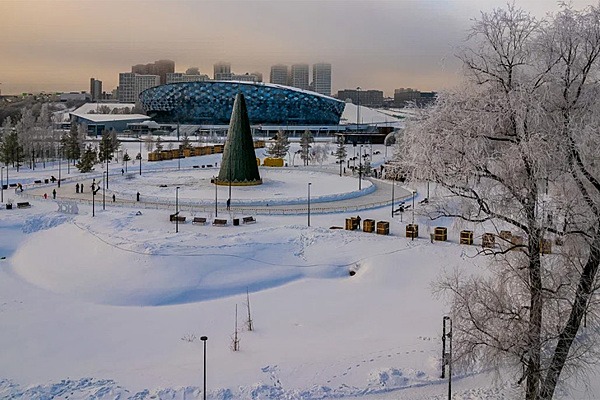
[76,183,80,193]
[52,189,56,199]
[136,192,140,202]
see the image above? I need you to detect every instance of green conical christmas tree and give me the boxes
[217,93,262,186]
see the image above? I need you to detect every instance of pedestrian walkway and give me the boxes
[19,169,413,216]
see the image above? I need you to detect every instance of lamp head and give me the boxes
[200,336,208,341]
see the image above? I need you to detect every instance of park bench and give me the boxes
[192,217,207,225]
[213,218,227,226]
[34,180,42,184]
[169,214,186,223]
[242,216,256,224]
[17,202,31,209]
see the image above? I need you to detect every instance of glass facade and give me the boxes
[139,81,346,125]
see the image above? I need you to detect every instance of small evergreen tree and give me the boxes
[299,129,314,166]
[335,136,347,176]
[109,129,120,154]
[266,130,290,159]
[155,136,164,152]
[122,151,131,172]
[181,133,192,150]
[98,130,113,162]
[76,145,97,173]
[61,123,82,162]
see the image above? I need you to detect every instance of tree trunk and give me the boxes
[527,224,544,400]
[539,227,600,399]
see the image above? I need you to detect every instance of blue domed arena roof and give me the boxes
[139,81,345,125]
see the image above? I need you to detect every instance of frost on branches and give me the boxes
[402,4,600,399]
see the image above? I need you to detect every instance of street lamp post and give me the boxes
[200,336,208,400]
[441,316,453,400]
[177,122,181,171]
[58,147,61,188]
[358,144,363,190]
[356,86,361,131]
[307,182,312,227]
[102,171,106,211]
[391,178,395,218]
[92,179,96,217]
[412,190,416,225]
[214,177,218,217]
[353,143,356,172]
[1,166,4,203]
[139,139,142,176]
[176,186,180,233]
[105,147,109,189]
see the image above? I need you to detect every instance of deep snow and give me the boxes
[1,142,599,399]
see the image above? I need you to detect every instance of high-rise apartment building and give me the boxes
[270,65,289,86]
[312,63,332,96]
[337,89,383,108]
[131,60,175,85]
[290,64,309,90]
[231,72,263,82]
[166,72,210,84]
[118,72,160,103]
[214,62,232,80]
[394,88,436,107]
[90,78,102,101]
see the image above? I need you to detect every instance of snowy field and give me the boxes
[1,142,599,399]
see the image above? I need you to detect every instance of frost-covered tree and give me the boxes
[144,135,155,152]
[310,144,329,166]
[16,107,35,169]
[266,130,290,159]
[299,129,313,166]
[181,133,192,150]
[335,136,347,176]
[402,4,600,399]
[0,117,22,166]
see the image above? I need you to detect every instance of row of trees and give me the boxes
[265,129,347,169]
[0,103,123,174]
[402,4,600,399]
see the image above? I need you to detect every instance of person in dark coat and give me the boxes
[76,183,79,193]
[136,192,140,201]
[52,189,56,199]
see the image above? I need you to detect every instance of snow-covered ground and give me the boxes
[1,142,598,399]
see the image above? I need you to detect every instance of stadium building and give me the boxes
[139,81,345,126]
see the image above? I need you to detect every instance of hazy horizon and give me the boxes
[0,0,593,96]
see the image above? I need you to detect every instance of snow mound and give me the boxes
[21,213,71,234]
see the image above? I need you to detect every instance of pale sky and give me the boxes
[0,0,593,96]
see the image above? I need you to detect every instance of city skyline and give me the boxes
[0,0,592,96]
